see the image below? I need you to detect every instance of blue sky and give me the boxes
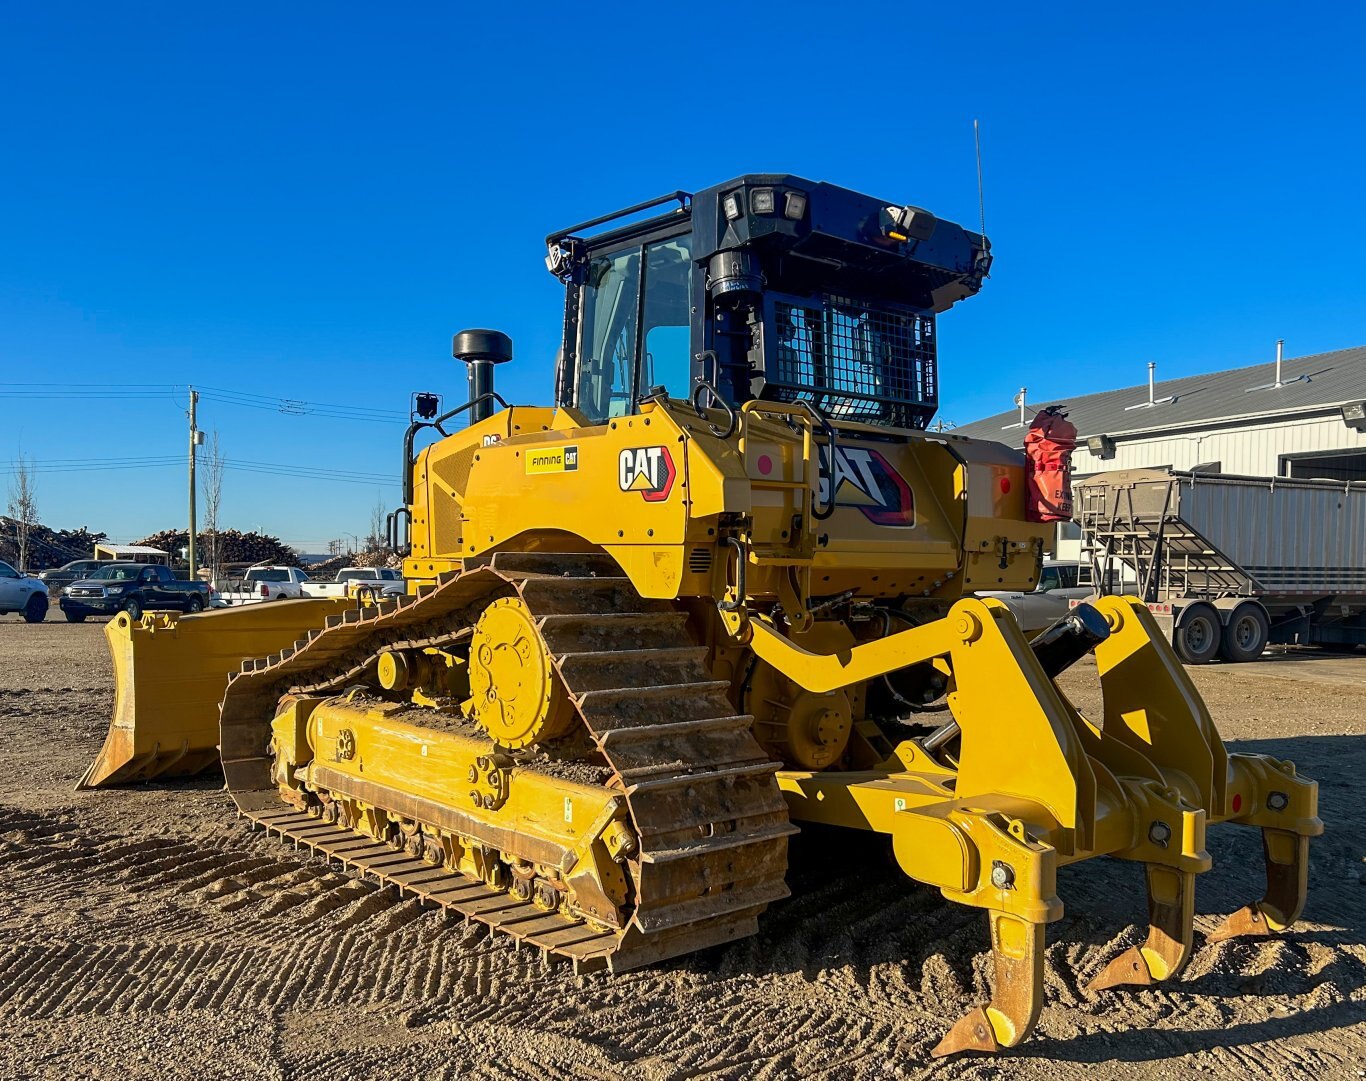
[3,4,1364,550]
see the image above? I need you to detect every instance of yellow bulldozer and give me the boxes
[82,175,1321,1056]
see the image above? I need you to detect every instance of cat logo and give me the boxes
[818,445,915,526]
[618,445,676,502]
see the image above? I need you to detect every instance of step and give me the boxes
[576,682,738,730]
[538,611,694,654]
[557,647,711,692]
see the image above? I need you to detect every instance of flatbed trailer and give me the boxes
[1075,467,1366,663]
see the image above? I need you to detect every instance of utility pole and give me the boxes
[188,387,201,579]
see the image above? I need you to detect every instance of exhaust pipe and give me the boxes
[453,329,513,424]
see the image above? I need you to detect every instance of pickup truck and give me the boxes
[302,567,403,600]
[38,559,105,596]
[60,562,211,622]
[976,559,1135,634]
[217,565,312,604]
[0,560,49,622]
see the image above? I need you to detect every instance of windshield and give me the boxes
[90,566,141,581]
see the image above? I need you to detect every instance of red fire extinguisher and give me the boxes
[1024,406,1076,523]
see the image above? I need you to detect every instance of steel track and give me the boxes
[219,552,796,973]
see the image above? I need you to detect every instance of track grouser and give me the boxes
[82,175,1321,1055]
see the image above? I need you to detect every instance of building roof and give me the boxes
[953,344,1366,446]
[94,544,168,557]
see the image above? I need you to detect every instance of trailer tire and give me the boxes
[1217,602,1269,663]
[1175,603,1221,664]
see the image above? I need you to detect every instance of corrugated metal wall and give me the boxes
[1073,413,1366,477]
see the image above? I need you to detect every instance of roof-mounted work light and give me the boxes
[750,188,776,214]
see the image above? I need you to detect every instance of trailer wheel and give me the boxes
[1218,602,1269,663]
[1175,604,1221,664]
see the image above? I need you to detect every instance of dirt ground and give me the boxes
[0,622,1362,1081]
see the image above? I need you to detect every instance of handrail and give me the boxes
[690,378,738,439]
[737,399,838,521]
[401,391,509,504]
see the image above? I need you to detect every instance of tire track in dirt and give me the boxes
[3,627,1366,1078]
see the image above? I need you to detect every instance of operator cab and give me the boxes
[545,175,992,431]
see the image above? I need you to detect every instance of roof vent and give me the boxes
[1125,362,1175,411]
[1002,387,1028,429]
[1246,339,1309,393]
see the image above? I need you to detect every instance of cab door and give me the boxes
[0,562,20,609]
[138,566,166,608]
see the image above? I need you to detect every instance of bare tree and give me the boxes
[367,496,388,553]
[201,429,225,580]
[6,453,38,572]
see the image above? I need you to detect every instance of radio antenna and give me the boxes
[973,118,987,242]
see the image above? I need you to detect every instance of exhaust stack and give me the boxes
[453,329,512,423]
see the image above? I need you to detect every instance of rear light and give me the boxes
[260,584,269,597]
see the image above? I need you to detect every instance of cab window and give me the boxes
[578,248,640,422]
[576,233,693,424]
[638,237,692,399]
[1037,567,1061,592]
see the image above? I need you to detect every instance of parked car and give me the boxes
[38,559,104,595]
[302,567,403,599]
[977,559,1131,634]
[60,562,212,622]
[217,564,312,604]
[0,561,49,622]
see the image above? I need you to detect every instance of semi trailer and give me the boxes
[1076,467,1366,663]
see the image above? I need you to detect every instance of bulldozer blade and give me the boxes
[1088,866,1195,992]
[1207,828,1310,943]
[79,600,349,789]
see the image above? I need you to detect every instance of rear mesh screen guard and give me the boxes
[766,294,937,429]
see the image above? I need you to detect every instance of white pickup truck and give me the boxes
[217,565,313,604]
[302,567,403,600]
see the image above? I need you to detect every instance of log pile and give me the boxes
[0,517,108,571]
[135,529,301,567]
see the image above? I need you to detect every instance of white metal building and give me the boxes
[955,343,1366,556]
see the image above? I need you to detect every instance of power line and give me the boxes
[0,382,409,423]
[195,385,407,419]
[0,456,397,486]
